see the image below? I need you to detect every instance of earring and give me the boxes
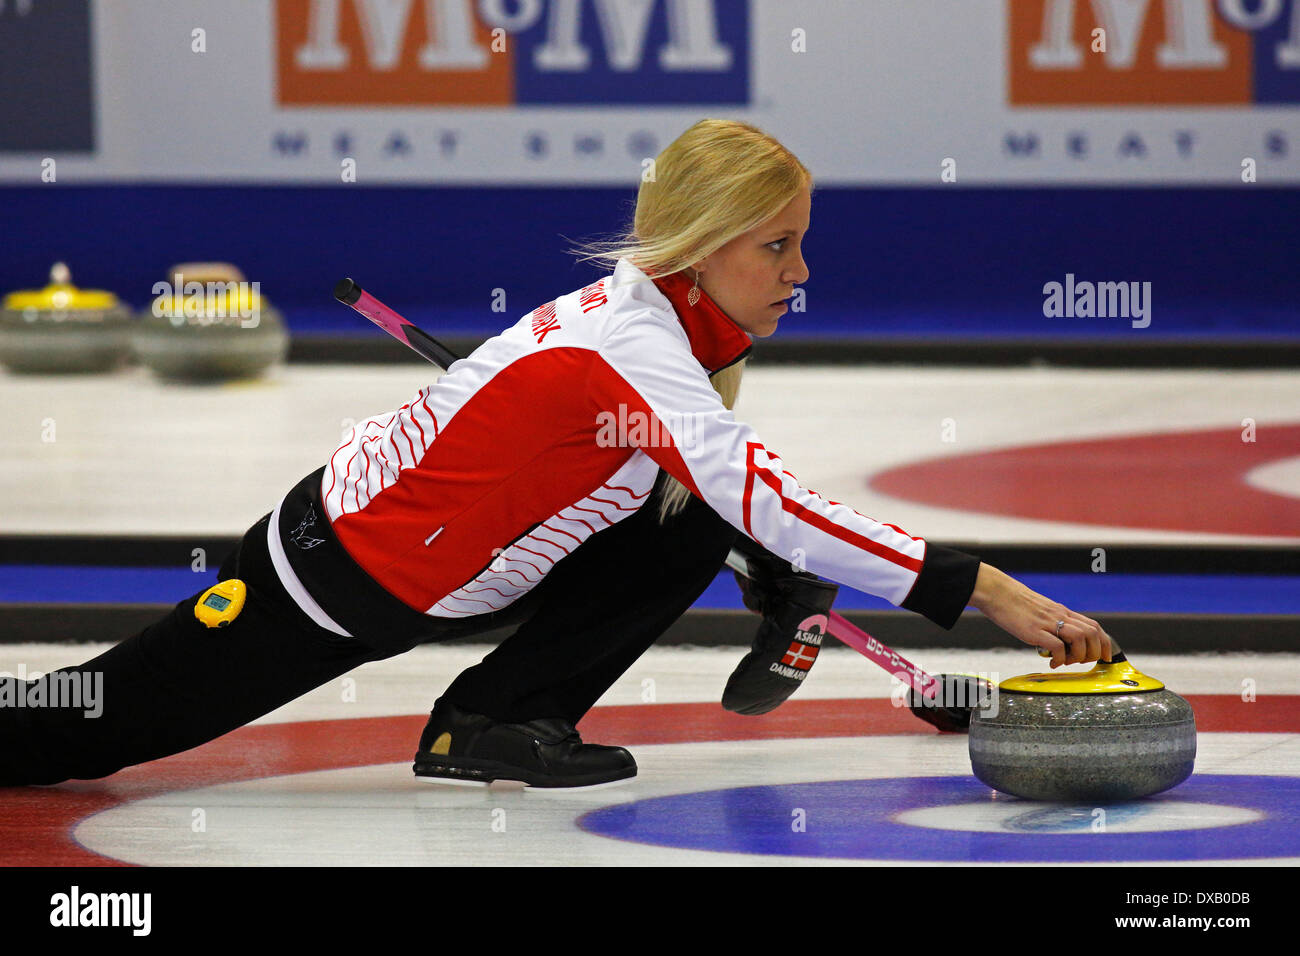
[687,269,701,307]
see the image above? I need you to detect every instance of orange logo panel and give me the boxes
[1009,0,1253,104]
[277,0,512,105]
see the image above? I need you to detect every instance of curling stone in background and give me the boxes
[0,263,133,373]
[133,262,289,382]
[968,651,1196,802]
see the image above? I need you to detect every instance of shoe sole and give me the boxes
[413,757,636,790]
[415,774,637,792]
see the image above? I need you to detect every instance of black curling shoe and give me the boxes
[413,699,637,789]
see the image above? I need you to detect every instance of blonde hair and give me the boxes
[569,119,812,522]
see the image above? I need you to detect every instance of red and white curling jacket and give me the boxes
[268,258,978,647]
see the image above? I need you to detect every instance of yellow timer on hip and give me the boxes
[194,580,247,628]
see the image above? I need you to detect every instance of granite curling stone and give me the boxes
[133,262,289,382]
[968,652,1196,802]
[0,263,133,373]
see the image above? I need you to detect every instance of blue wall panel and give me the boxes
[3,185,1296,339]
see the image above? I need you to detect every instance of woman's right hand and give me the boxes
[969,563,1114,668]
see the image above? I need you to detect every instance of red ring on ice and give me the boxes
[869,424,1300,537]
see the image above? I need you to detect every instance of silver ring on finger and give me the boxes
[1055,619,1066,638]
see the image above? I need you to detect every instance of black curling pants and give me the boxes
[0,479,738,786]
[440,478,740,725]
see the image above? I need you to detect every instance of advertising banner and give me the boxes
[0,0,1296,184]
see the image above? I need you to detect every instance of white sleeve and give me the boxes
[591,313,929,607]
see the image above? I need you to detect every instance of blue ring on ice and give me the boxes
[576,775,1300,862]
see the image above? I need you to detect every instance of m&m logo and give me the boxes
[277,0,749,106]
[1009,0,1300,104]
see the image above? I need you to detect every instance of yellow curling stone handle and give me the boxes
[3,262,121,312]
[4,284,120,311]
[1001,653,1164,694]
